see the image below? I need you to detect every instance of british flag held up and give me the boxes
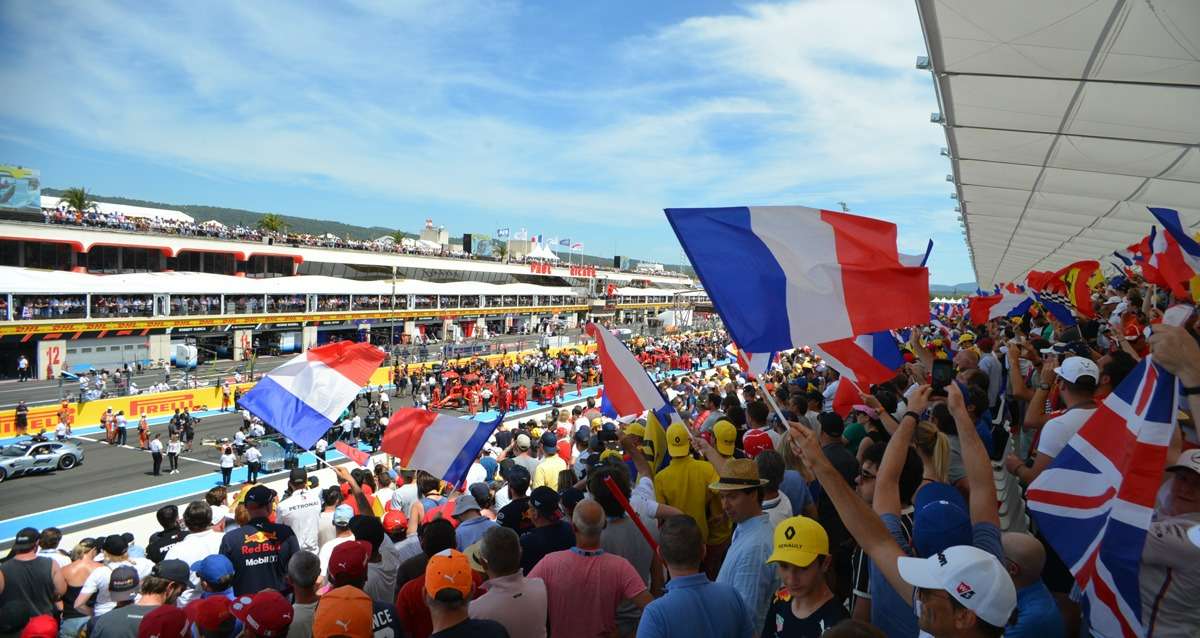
[1026,357,1178,638]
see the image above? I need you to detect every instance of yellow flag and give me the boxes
[644,410,669,474]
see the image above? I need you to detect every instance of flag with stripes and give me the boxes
[1026,357,1177,638]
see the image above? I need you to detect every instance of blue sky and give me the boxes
[0,0,974,284]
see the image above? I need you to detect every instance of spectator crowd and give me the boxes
[2,275,1198,638]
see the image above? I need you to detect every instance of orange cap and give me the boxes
[312,586,372,638]
[424,549,473,599]
[382,509,408,533]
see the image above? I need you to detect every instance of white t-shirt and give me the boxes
[167,440,182,454]
[244,447,262,463]
[164,529,223,605]
[79,558,154,616]
[220,454,236,469]
[277,488,323,553]
[149,439,163,454]
[630,476,660,521]
[318,535,354,578]
[37,549,70,568]
[315,439,328,453]
[1036,407,1097,459]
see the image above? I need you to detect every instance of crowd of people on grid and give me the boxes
[3,276,1199,638]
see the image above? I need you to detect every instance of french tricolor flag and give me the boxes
[381,408,504,485]
[587,323,673,418]
[812,331,904,388]
[238,341,385,450]
[665,206,929,352]
[967,288,1033,324]
[724,343,775,379]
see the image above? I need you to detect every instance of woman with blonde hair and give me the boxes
[913,420,951,485]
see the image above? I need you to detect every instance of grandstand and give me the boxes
[0,201,709,378]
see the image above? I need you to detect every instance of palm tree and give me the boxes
[257,213,286,233]
[389,231,406,243]
[62,187,95,214]
[495,241,508,262]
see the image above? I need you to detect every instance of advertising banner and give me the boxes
[0,165,40,210]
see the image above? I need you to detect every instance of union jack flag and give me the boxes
[1027,357,1177,638]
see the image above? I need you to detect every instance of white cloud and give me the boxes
[0,0,968,279]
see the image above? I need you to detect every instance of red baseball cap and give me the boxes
[185,596,234,632]
[382,509,408,534]
[328,540,372,583]
[21,616,57,638]
[230,591,294,638]
[137,605,191,638]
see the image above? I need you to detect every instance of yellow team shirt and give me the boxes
[654,456,731,545]
[532,455,568,491]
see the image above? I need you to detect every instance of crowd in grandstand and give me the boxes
[2,275,1199,638]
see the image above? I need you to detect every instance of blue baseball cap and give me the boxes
[191,554,235,585]
[912,482,972,557]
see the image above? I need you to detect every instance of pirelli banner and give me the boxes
[0,342,598,437]
[0,306,590,342]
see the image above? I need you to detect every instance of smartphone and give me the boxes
[931,359,954,396]
[989,427,1011,463]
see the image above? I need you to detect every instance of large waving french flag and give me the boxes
[238,341,385,450]
[381,409,503,486]
[1147,207,1200,299]
[665,206,929,352]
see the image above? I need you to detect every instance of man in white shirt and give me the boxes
[164,501,224,605]
[317,505,356,577]
[74,534,154,617]
[277,468,323,553]
[1005,356,1099,485]
[36,527,71,568]
[244,442,263,484]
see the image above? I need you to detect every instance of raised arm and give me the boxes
[873,387,930,516]
[789,423,913,604]
[946,382,1000,527]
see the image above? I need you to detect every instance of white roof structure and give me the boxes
[41,195,195,224]
[917,0,1200,288]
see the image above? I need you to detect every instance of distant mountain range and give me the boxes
[929,282,978,295]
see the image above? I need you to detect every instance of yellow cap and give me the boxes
[625,422,646,439]
[767,516,829,567]
[957,332,975,344]
[531,427,543,439]
[591,417,603,428]
[666,423,690,457]
[713,420,737,457]
[599,449,622,463]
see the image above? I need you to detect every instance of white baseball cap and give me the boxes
[897,545,1016,627]
[1054,356,1099,384]
[1166,449,1200,475]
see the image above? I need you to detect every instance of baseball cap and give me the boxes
[1124,321,1145,341]
[313,586,372,638]
[666,423,690,457]
[453,494,481,517]
[289,467,308,484]
[20,615,57,638]
[767,516,829,567]
[529,486,560,517]
[102,534,129,556]
[191,554,235,585]
[468,482,492,506]
[1167,449,1200,475]
[152,559,191,586]
[328,540,372,582]
[713,420,737,456]
[333,504,355,527]
[137,605,191,638]
[851,404,879,419]
[957,332,975,344]
[12,527,38,552]
[540,431,557,449]
[382,509,408,534]
[108,565,140,602]
[709,458,768,491]
[515,433,531,450]
[1054,356,1099,384]
[185,596,234,633]
[912,482,972,557]
[231,591,294,638]
[1104,295,1123,305]
[574,426,592,443]
[897,545,1017,627]
[425,549,472,599]
[504,463,531,488]
[625,422,646,439]
[243,485,275,506]
[816,412,844,437]
[742,429,773,459]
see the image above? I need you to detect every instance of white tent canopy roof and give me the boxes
[41,196,195,224]
[918,0,1200,288]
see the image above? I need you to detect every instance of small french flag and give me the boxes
[725,343,774,379]
[665,206,929,352]
[381,409,503,486]
[238,341,385,450]
[813,331,904,387]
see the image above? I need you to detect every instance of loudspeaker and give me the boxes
[463,233,474,254]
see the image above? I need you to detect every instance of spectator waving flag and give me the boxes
[381,409,504,486]
[1147,207,1200,300]
[664,206,929,352]
[1026,357,1177,638]
[811,331,904,416]
[238,341,385,449]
